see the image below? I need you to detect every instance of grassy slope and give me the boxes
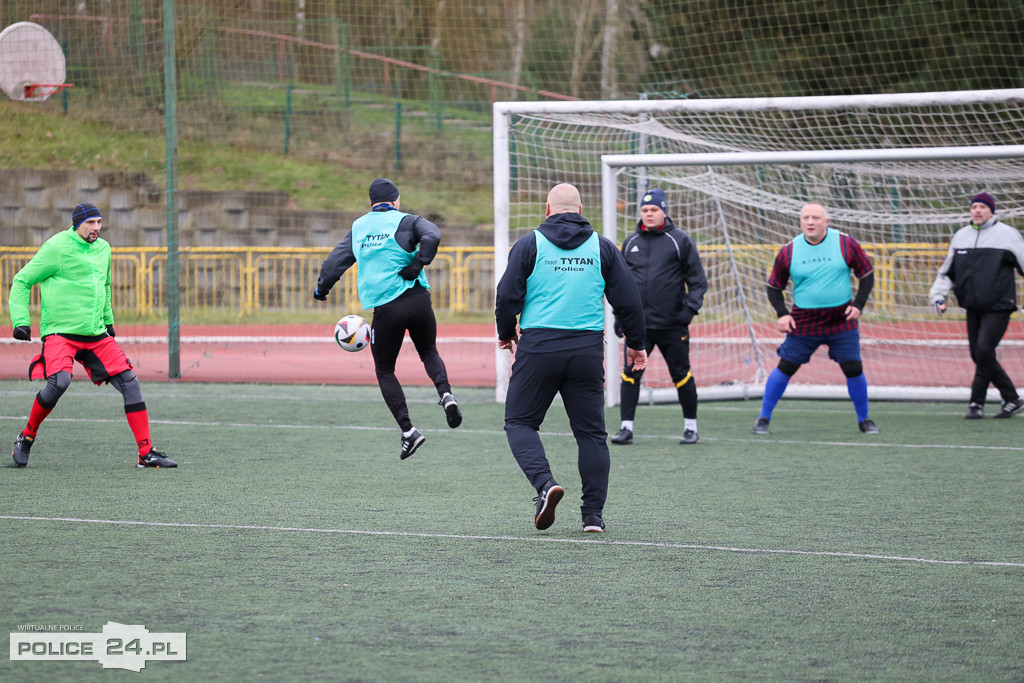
[0,96,495,229]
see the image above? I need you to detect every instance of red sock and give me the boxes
[125,408,152,456]
[24,398,52,438]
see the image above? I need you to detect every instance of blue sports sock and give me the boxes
[759,368,791,419]
[846,373,869,421]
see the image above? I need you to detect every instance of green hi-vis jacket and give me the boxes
[8,227,113,337]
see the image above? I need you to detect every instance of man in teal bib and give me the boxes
[753,202,878,435]
[315,178,462,459]
[496,183,648,533]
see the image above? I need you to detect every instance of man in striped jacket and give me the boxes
[753,202,878,435]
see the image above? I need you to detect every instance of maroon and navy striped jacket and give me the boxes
[767,231,873,336]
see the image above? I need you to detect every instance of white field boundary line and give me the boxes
[1,515,1021,568]
[3,336,1019,347]
[1,414,1023,452]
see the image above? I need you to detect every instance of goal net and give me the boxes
[493,90,1024,403]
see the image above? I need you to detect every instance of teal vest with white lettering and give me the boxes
[351,210,428,309]
[790,228,851,309]
[520,231,604,330]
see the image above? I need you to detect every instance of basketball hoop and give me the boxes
[23,82,73,99]
[0,22,71,102]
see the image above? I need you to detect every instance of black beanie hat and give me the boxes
[369,178,400,204]
[970,192,996,213]
[640,188,668,212]
[72,203,102,228]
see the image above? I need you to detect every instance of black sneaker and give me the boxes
[582,514,605,533]
[400,429,425,460]
[439,393,462,428]
[994,398,1024,419]
[858,419,880,434]
[533,482,564,530]
[12,434,33,468]
[679,429,699,445]
[610,428,633,445]
[138,449,177,468]
[964,403,984,420]
[752,417,770,435]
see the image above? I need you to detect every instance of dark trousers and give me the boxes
[966,308,1019,405]
[370,288,451,431]
[619,327,697,421]
[504,344,608,517]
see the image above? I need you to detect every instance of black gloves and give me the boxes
[613,319,623,339]
[106,324,116,338]
[313,288,328,301]
[679,308,694,327]
[12,325,30,341]
[399,260,424,281]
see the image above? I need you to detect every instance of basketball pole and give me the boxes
[163,0,181,379]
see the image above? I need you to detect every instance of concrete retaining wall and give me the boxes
[0,169,359,248]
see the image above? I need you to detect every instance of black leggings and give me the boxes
[370,287,451,431]
[966,308,1019,405]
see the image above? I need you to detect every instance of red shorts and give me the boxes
[29,334,133,385]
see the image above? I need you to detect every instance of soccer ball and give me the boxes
[334,314,371,352]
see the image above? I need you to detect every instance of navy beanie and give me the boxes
[72,203,102,228]
[369,178,400,204]
[640,188,667,212]
[970,192,995,213]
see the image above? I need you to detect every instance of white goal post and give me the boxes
[601,146,1024,406]
[493,89,1024,404]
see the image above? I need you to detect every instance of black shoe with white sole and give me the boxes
[400,429,426,460]
[439,393,462,428]
[534,482,564,530]
[994,398,1024,419]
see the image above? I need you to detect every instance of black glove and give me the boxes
[106,324,116,338]
[679,309,694,327]
[613,319,623,339]
[313,288,328,301]
[12,325,30,341]
[399,261,424,281]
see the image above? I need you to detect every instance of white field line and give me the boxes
[3,336,1020,347]
[0,411,1019,454]
[1,515,1021,568]
[0,414,1023,452]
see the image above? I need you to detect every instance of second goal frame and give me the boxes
[600,145,1024,407]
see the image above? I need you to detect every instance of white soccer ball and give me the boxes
[334,314,371,352]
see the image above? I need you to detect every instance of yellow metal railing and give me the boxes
[0,246,495,317]
[10,242,1016,319]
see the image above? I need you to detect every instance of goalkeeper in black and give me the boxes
[315,178,462,459]
[610,188,708,446]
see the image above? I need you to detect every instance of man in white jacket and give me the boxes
[929,192,1024,419]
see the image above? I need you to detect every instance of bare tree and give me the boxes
[569,0,602,98]
[600,0,617,98]
[511,0,527,92]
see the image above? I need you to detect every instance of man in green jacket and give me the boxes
[8,203,176,468]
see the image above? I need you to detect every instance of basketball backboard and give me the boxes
[0,21,71,101]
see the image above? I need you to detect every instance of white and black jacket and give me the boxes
[929,216,1024,312]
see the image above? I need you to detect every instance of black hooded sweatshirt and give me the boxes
[495,212,646,353]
